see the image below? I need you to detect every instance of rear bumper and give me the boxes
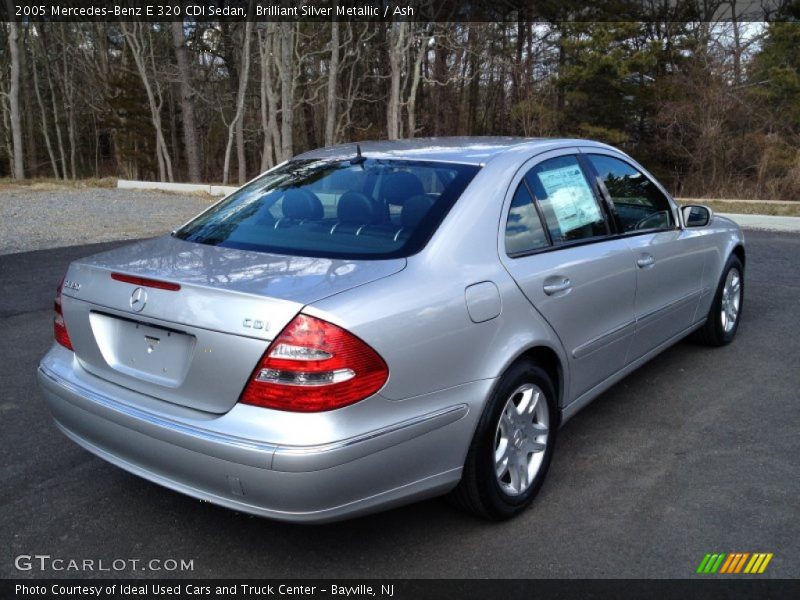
[37,345,486,523]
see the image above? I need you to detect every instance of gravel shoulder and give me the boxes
[0,187,217,256]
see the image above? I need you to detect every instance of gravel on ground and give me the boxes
[0,187,217,256]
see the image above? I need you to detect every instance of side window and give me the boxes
[505,182,549,255]
[587,154,675,232]
[524,155,608,244]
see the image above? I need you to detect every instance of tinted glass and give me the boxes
[587,154,675,232]
[524,155,608,244]
[505,182,549,255]
[176,159,480,259]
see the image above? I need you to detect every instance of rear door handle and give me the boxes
[543,277,571,295]
[636,254,655,269]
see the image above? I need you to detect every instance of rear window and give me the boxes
[175,159,480,259]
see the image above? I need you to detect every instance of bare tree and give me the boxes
[324,17,340,147]
[38,27,68,180]
[30,30,59,178]
[4,10,24,179]
[58,24,78,179]
[171,21,202,182]
[222,19,253,185]
[387,21,408,140]
[121,21,174,182]
[258,23,282,171]
[406,26,431,138]
[335,23,376,142]
[277,22,296,160]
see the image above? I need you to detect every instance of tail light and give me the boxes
[240,314,388,412]
[54,278,73,350]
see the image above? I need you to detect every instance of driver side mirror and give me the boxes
[681,204,713,228]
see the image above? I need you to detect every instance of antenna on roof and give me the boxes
[350,143,366,166]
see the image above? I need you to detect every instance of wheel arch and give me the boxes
[732,244,746,270]
[505,344,565,427]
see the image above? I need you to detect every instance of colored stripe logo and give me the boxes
[696,552,773,574]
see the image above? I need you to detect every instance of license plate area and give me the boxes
[89,312,196,388]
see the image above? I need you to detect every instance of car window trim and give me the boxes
[576,153,621,234]
[507,232,616,259]
[519,177,554,247]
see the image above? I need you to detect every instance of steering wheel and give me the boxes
[634,210,669,231]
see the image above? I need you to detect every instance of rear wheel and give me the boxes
[450,360,557,520]
[694,254,744,346]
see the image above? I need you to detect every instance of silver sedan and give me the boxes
[38,138,745,522]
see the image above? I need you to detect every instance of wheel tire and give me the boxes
[694,254,744,347]
[450,360,557,520]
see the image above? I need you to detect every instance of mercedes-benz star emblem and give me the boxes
[129,287,147,312]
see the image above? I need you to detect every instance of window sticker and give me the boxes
[538,166,602,234]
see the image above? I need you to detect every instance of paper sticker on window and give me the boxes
[538,166,602,234]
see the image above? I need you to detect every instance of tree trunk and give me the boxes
[20,29,37,177]
[6,14,25,179]
[171,22,202,182]
[387,22,407,140]
[236,113,246,184]
[431,31,448,136]
[730,1,742,87]
[258,24,281,171]
[222,19,253,185]
[39,28,67,180]
[62,43,77,179]
[278,22,295,161]
[406,27,427,138]
[31,42,59,178]
[324,19,340,147]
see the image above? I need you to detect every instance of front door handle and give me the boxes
[636,254,656,269]
[543,277,571,295]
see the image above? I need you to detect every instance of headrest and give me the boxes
[327,169,364,192]
[380,171,425,206]
[401,194,435,229]
[337,192,377,224]
[281,189,324,220]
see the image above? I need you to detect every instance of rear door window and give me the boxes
[505,182,549,255]
[175,159,479,259]
[524,155,609,244]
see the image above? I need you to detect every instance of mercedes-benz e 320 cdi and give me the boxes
[39,138,745,522]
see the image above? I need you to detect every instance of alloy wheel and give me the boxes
[494,383,549,496]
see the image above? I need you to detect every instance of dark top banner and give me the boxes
[0,0,798,22]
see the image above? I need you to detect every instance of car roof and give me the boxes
[293,137,616,166]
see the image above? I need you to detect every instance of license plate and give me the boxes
[89,312,196,387]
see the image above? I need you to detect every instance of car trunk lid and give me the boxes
[59,235,405,413]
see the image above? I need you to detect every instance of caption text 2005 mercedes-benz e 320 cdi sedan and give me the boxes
[38,138,744,522]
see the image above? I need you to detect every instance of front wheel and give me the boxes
[450,360,557,520]
[694,254,744,346]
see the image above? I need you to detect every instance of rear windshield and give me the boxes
[175,158,480,259]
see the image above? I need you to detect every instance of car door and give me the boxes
[500,150,637,401]
[582,150,707,361]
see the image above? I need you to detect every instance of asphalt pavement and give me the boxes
[1,232,798,579]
